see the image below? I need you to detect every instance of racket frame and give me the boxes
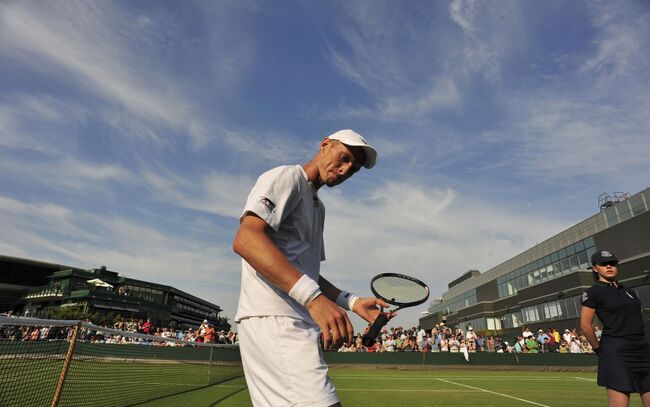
[369,272,430,310]
[361,272,429,347]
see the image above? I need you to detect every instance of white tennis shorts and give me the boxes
[237,316,339,407]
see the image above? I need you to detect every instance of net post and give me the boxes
[207,345,214,386]
[51,320,82,407]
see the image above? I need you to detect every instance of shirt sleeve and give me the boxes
[241,166,302,232]
[581,287,598,309]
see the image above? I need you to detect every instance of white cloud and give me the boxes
[449,0,505,85]
[382,78,461,118]
[499,10,650,187]
[525,104,648,180]
[0,171,569,332]
[0,194,242,318]
[2,0,649,335]
[450,0,477,34]
[219,128,313,165]
[141,169,254,219]
[327,3,466,120]
[0,1,260,152]
[581,1,650,79]
[318,180,568,330]
[0,93,88,154]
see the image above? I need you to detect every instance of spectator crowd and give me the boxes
[334,323,598,354]
[1,309,597,355]
[0,313,237,347]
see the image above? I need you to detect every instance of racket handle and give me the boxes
[362,313,388,347]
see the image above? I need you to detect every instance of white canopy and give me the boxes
[86,278,114,288]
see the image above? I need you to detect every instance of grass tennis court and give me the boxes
[135,367,646,407]
[0,330,625,407]
[2,356,643,406]
[0,357,243,406]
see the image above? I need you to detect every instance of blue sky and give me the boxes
[1,0,649,332]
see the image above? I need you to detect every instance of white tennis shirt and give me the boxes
[234,165,325,323]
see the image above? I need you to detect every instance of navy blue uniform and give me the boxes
[582,281,650,393]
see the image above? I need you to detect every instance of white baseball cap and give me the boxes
[326,129,377,169]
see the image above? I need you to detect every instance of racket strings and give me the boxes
[372,276,428,303]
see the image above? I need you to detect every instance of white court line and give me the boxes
[573,376,597,382]
[336,388,481,392]
[438,378,551,407]
[330,375,590,381]
[214,385,480,393]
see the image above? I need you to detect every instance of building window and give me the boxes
[542,301,563,320]
[522,305,541,323]
[630,194,647,217]
[486,318,501,331]
[605,206,619,227]
[618,201,632,222]
[577,251,589,269]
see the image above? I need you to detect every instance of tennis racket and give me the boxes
[361,273,429,347]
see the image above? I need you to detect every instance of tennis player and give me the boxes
[233,130,391,407]
[581,250,650,407]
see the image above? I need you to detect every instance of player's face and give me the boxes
[593,262,618,281]
[319,140,365,187]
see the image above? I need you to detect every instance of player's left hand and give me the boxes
[352,297,396,324]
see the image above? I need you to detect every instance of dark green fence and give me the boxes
[324,351,598,367]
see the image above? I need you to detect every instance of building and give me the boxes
[420,188,650,339]
[0,255,85,312]
[1,256,229,331]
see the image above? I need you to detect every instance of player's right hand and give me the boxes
[352,297,395,324]
[307,294,354,350]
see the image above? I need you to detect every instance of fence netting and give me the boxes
[0,316,243,407]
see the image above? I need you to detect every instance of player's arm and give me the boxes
[233,214,353,348]
[317,276,391,324]
[233,214,302,292]
[580,306,599,353]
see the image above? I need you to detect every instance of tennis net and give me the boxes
[0,316,242,407]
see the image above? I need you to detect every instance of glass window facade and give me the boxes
[501,311,523,329]
[174,295,214,316]
[630,194,647,217]
[604,191,649,227]
[425,190,649,330]
[497,237,596,299]
[427,289,477,317]
[521,296,582,324]
[489,289,628,330]
[123,284,164,304]
[456,317,502,333]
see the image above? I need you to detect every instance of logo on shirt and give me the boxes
[259,197,276,213]
[582,292,588,303]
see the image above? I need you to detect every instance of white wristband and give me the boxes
[336,290,360,311]
[288,275,321,307]
[307,290,322,304]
